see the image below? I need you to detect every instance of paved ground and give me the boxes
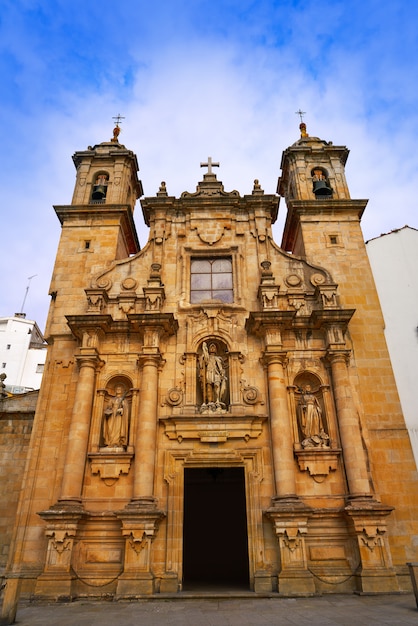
[2,593,417,626]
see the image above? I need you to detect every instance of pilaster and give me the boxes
[345,501,399,593]
[115,506,165,597]
[265,501,315,595]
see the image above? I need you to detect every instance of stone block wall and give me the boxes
[0,392,37,579]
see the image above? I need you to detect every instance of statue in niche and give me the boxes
[199,342,228,413]
[0,373,7,398]
[297,385,329,448]
[103,384,130,448]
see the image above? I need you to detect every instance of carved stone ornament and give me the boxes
[89,451,133,481]
[242,385,260,405]
[122,277,137,291]
[96,277,112,290]
[161,415,267,443]
[285,274,302,287]
[166,387,183,407]
[295,448,341,483]
[196,224,226,245]
[310,273,326,286]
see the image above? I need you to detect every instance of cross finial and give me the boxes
[295,109,306,123]
[295,110,308,138]
[111,114,125,142]
[112,114,125,127]
[200,157,220,176]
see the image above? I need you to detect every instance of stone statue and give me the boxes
[103,384,129,448]
[297,385,329,448]
[0,373,7,398]
[199,342,227,408]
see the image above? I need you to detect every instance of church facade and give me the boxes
[2,122,418,617]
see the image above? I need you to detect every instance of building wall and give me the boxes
[366,226,418,469]
[0,316,46,392]
[0,392,36,580]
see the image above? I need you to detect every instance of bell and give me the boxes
[313,180,332,196]
[92,184,107,200]
[313,179,332,196]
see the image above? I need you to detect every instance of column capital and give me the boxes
[324,348,351,366]
[261,350,288,368]
[137,352,165,370]
[75,348,105,371]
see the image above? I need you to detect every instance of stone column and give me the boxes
[131,353,161,505]
[264,352,297,499]
[59,349,102,504]
[326,350,371,498]
[327,349,399,592]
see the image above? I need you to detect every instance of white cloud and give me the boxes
[2,0,418,330]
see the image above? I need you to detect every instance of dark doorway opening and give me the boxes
[183,466,250,590]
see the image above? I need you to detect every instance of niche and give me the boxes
[196,339,229,414]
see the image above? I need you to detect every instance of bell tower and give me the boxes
[278,120,363,260]
[45,122,143,337]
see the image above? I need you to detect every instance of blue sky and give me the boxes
[2,0,418,329]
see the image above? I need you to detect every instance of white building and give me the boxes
[366,226,418,469]
[0,314,47,393]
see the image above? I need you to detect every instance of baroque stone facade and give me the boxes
[2,122,418,620]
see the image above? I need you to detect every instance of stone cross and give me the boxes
[200,157,220,175]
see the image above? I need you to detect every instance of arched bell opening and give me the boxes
[311,167,333,197]
[91,172,109,203]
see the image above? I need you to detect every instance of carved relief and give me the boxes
[143,263,165,311]
[241,383,260,405]
[288,296,306,315]
[166,387,183,407]
[122,277,137,291]
[285,274,302,288]
[86,292,105,313]
[310,273,326,287]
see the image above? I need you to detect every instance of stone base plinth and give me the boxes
[355,570,400,594]
[254,570,273,593]
[115,572,155,597]
[278,570,316,596]
[160,572,179,593]
[34,573,74,599]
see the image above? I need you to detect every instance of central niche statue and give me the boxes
[102,383,130,449]
[199,341,228,414]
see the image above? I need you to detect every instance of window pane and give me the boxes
[191,260,211,273]
[212,259,232,273]
[191,274,211,290]
[191,290,212,303]
[213,290,234,303]
[212,273,233,289]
